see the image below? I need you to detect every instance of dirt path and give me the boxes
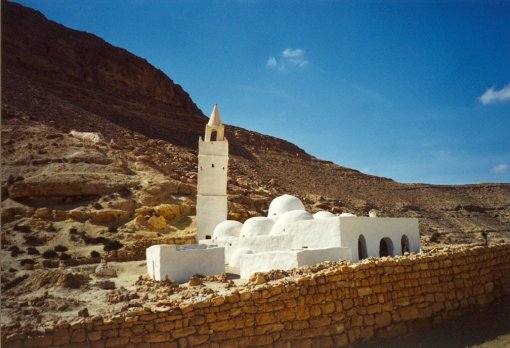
[355,297,510,348]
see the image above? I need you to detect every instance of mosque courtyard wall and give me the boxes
[5,243,510,348]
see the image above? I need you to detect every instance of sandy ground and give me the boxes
[1,259,246,330]
[355,297,510,348]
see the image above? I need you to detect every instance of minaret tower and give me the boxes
[196,105,229,240]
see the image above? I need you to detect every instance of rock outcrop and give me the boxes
[2,2,200,113]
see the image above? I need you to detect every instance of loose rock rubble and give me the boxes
[94,259,117,278]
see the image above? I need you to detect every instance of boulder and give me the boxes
[154,204,181,221]
[147,215,167,230]
[90,209,132,224]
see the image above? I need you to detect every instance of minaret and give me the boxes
[196,105,229,240]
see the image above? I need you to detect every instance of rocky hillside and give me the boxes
[2,0,510,274]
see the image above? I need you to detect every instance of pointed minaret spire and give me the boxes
[208,104,223,127]
[204,104,225,141]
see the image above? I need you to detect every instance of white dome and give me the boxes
[240,217,274,238]
[340,213,357,217]
[270,210,313,235]
[267,194,305,218]
[229,248,253,267]
[313,211,336,219]
[212,220,242,240]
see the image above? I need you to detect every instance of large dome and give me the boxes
[267,194,305,219]
[212,220,243,240]
[270,210,313,235]
[240,217,274,238]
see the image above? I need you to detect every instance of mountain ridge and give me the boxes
[2,1,509,246]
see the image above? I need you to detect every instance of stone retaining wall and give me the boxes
[4,243,510,348]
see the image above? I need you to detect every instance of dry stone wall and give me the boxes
[4,243,510,348]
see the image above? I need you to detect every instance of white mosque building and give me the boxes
[147,106,420,282]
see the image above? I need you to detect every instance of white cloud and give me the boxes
[478,83,510,105]
[267,48,308,70]
[282,48,303,58]
[491,163,508,174]
[266,56,277,68]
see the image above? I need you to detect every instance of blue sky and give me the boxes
[14,0,510,184]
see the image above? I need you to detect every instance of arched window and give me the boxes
[210,130,217,141]
[358,234,368,260]
[379,237,394,257]
[401,234,410,254]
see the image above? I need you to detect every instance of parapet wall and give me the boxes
[4,243,510,348]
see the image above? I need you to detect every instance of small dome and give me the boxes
[229,248,253,267]
[212,220,242,240]
[270,210,313,235]
[267,194,305,219]
[241,217,274,238]
[340,213,357,217]
[313,211,336,219]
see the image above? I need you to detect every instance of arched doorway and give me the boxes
[379,237,394,257]
[401,235,410,254]
[358,234,368,260]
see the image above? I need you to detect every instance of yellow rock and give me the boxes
[135,207,154,215]
[67,209,88,221]
[148,215,167,230]
[53,210,68,220]
[33,207,52,219]
[134,214,146,225]
[90,209,131,224]
[154,204,181,221]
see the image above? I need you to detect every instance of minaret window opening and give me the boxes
[210,130,217,141]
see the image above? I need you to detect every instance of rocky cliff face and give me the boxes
[2,0,509,257]
[2,2,199,112]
